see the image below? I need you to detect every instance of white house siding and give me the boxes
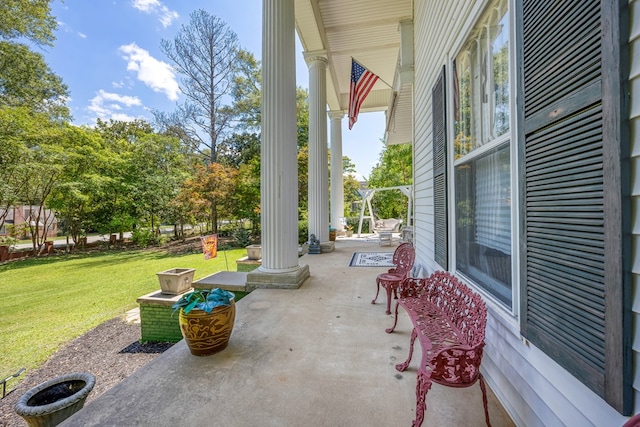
[411,0,636,424]
[629,0,640,415]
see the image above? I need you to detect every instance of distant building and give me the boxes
[0,205,58,239]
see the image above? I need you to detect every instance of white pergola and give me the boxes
[356,185,413,237]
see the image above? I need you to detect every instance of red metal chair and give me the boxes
[371,242,415,314]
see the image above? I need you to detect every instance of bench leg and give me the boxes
[385,301,400,333]
[478,374,492,427]
[395,328,417,372]
[371,278,381,305]
[412,368,433,427]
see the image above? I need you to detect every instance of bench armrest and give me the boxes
[429,343,485,385]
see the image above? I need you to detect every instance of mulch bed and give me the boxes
[0,318,173,427]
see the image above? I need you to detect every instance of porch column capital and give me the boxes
[328,110,344,121]
[303,50,328,67]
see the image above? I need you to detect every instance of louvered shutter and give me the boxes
[519,0,631,414]
[433,66,447,269]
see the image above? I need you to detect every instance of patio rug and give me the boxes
[349,252,394,267]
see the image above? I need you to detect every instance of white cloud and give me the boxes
[119,42,180,101]
[88,89,142,120]
[131,0,179,28]
[58,21,87,39]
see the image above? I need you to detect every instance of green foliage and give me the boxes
[298,219,309,245]
[367,143,412,219]
[0,42,69,119]
[229,49,262,131]
[172,288,234,314]
[0,0,57,46]
[296,87,309,149]
[131,228,167,247]
[0,235,17,248]
[346,216,370,234]
[232,227,251,248]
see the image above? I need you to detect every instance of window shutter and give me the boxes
[433,66,448,269]
[519,0,631,414]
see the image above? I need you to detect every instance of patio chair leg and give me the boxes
[412,368,433,427]
[372,278,381,305]
[384,284,393,314]
[478,374,492,427]
[395,328,417,372]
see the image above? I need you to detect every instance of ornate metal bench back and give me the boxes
[426,271,487,347]
[392,242,415,277]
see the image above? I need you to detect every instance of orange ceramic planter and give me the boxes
[178,299,236,356]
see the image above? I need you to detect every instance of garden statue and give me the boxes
[308,234,321,254]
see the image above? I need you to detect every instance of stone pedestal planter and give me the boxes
[14,372,95,427]
[157,268,195,295]
[246,245,262,260]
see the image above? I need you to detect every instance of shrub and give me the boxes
[131,228,167,247]
[232,227,251,248]
[298,220,309,245]
[346,216,370,233]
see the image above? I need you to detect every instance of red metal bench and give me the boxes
[386,271,491,427]
[371,242,415,314]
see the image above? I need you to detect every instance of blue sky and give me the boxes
[43,0,385,179]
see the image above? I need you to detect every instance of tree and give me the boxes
[342,156,361,217]
[17,118,67,253]
[368,142,412,219]
[126,134,187,233]
[93,119,188,238]
[158,9,239,164]
[47,125,104,244]
[0,106,31,232]
[183,163,238,232]
[0,41,70,119]
[229,49,261,132]
[0,0,57,46]
[0,1,69,119]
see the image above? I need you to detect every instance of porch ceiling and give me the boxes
[295,0,413,145]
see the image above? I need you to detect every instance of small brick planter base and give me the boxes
[137,291,185,343]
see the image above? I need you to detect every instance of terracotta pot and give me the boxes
[14,372,95,427]
[179,298,236,356]
[329,230,337,241]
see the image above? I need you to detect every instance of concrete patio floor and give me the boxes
[63,238,515,426]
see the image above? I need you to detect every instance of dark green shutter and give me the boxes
[519,0,631,414]
[433,66,447,269]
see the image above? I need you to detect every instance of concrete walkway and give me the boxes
[63,238,514,426]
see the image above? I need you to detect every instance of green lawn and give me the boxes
[0,247,245,381]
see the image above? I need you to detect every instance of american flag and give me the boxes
[348,59,379,130]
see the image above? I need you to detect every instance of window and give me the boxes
[452,0,512,307]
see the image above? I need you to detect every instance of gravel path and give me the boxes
[0,317,174,426]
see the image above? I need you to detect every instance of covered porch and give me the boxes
[63,239,513,426]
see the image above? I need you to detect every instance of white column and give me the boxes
[329,111,344,231]
[305,53,329,242]
[259,0,298,272]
